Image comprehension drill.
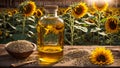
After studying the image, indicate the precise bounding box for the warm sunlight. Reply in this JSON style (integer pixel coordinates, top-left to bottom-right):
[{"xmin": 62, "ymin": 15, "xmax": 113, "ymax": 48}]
[{"xmin": 86, "ymin": 0, "xmax": 117, "ymax": 7}]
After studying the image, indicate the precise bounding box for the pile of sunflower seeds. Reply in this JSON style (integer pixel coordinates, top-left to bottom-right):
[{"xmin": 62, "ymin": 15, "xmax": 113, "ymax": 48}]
[
  {"xmin": 73, "ymin": 54, "xmax": 95, "ymax": 66},
  {"xmin": 57, "ymin": 49, "xmax": 95, "ymax": 66},
  {"xmin": 6, "ymin": 40, "xmax": 34, "ymax": 53}
]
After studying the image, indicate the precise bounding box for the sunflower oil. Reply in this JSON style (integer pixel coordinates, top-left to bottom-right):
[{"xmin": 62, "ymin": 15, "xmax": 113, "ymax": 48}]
[
  {"xmin": 38, "ymin": 45, "xmax": 63, "ymax": 65},
  {"xmin": 37, "ymin": 5, "xmax": 64, "ymax": 65}
]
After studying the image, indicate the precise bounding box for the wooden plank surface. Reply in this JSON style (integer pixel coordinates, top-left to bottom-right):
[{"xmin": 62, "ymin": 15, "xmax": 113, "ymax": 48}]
[{"xmin": 0, "ymin": 44, "xmax": 120, "ymax": 67}]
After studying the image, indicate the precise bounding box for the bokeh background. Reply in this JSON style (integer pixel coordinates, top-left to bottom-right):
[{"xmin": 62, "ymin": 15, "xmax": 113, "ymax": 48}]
[{"xmin": 0, "ymin": 0, "xmax": 120, "ymax": 45}]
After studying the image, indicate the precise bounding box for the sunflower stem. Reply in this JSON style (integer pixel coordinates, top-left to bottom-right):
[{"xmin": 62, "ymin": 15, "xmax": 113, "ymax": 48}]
[
  {"xmin": 3, "ymin": 14, "xmax": 7, "ymax": 39},
  {"xmin": 70, "ymin": 15, "xmax": 74, "ymax": 46},
  {"xmin": 22, "ymin": 17, "xmax": 26, "ymax": 35},
  {"xmin": 98, "ymin": 11, "xmax": 101, "ymax": 27},
  {"xmin": 97, "ymin": 11, "xmax": 102, "ymax": 45},
  {"xmin": 110, "ymin": 34, "xmax": 112, "ymax": 46}
]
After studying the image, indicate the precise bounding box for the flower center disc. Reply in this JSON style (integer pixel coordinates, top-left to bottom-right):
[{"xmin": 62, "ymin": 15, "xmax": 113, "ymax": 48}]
[
  {"xmin": 97, "ymin": 55, "xmax": 106, "ymax": 62},
  {"xmin": 109, "ymin": 20, "xmax": 117, "ymax": 30},
  {"xmin": 74, "ymin": 6, "xmax": 83, "ymax": 15}
]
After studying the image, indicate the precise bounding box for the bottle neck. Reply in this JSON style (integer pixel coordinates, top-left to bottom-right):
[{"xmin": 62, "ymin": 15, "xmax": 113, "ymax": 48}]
[{"xmin": 45, "ymin": 11, "xmax": 58, "ymax": 17}]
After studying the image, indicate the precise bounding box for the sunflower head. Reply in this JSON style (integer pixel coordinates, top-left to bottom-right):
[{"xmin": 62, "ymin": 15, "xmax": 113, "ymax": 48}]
[
  {"xmin": 93, "ymin": 0, "xmax": 108, "ymax": 12},
  {"xmin": 53, "ymin": 22, "xmax": 64, "ymax": 34},
  {"xmin": 104, "ymin": 9, "xmax": 113, "ymax": 17},
  {"xmin": 44, "ymin": 22, "xmax": 64, "ymax": 35},
  {"xmin": 57, "ymin": 8, "xmax": 66, "ymax": 15},
  {"xmin": 19, "ymin": 1, "xmax": 36, "ymax": 17},
  {"xmin": 44, "ymin": 25, "xmax": 53, "ymax": 35},
  {"xmin": 90, "ymin": 47, "xmax": 114, "ymax": 65},
  {"xmin": 115, "ymin": 10, "xmax": 120, "ymax": 16},
  {"xmin": 64, "ymin": 7, "xmax": 71, "ymax": 14},
  {"xmin": 12, "ymin": 9, "xmax": 18, "ymax": 14},
  {"xmin": 88, "ymin": 8, "xmax": 95, "ymax": 15},
  {"xmin": 34, "ymin": 9, "xmax": 43, "ymax": 18},
  {"xmin": 105, "ymin": 17, "xmax": 119, "ymax": 34},
  {"xmin": 8, "ymin": 11, "xmax": 12, "ymax": 16},
  {"xmin": 71, "ymin": 2, "xmax": 88, "ymax": 18}
]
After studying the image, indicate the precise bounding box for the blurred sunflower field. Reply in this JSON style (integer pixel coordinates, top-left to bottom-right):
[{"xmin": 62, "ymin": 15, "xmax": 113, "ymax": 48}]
[{"xmin": 0, "ymin": 0, "xmax": 120, "ymax": 45}]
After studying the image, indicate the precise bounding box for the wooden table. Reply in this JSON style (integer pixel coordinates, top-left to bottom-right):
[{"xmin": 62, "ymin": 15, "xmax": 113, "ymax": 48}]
[{"xmin": 0, "ymin": 44, "xmax": 120, "ymax": 68}]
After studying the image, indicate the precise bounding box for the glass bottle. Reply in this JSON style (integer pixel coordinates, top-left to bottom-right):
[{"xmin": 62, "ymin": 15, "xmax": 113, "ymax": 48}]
[{"xmin": 37, "ymin": 5, "xmax": 64, "ymax": 65}]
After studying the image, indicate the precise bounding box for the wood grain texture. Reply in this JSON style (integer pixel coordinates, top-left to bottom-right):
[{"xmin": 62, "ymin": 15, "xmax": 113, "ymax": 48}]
[{"xmin": 0, "ymin": 44, "xmax": 120, "ymax": 67}]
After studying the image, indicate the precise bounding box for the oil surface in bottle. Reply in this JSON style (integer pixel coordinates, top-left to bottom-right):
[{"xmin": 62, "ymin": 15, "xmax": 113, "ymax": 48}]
[{"xmin": 38, "ymin": 45, "xmax": 63, "ymax": 65}]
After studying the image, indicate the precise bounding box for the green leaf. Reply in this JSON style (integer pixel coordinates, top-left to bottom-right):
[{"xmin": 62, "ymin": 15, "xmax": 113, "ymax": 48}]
[
  {"xmin": 12, "ymin": 34, "xmax": 26, "ymax": 40},
  {"xmin": 65, "ymin": 22, "xmax": 71, "ymax": 27},
  {"xmin": 74, "ymin": 37, "xmax": 81, "ymax": 40},
  {"xmin": 74, "ymin": 25, "xmax": 88, "ymax": 32},
  {"xmin": 27, "ymin": 34, "xmax": 32, "ymax": 37},
  {"xmin": 30, "ymin": 16, "xmax": 35, "ymax": 19},
  {"xmin": 8, "ymin": 23, "xmax": 16, "ymax": 30},
  {"xmin": 16, "ymin": 26, "xmax": 23, "ymax": 32},
  {"xmin": 16, "ymin": 18, "xmax": 23, "ymax": 23},
  {"xmin": 90, "ymin": 27, "xmax": 101, "ymax": 32},
  {"xmin": 98, "ymin": 32, "xmax": 107, "ymax": 36},
  {"xmin": 27, "ymin": 17, "xmax": 35, "ymax": 22},
  {"xmin": 75, "ymin": 20, "xmax": 84, "ymax": 25},
  {"xmin": 65, "ymin": 37, "xmax": 71, "ymax": 45},
  {"xmin": 0, "ymin": 19, "xmax": 3, "ymax": 21},
  {"xmin": 84, "ymin": 21, "xmax": 95, "ymax": 25},
  {"xmin": 28, "ymin": 31, "xmax": 34, "ymax": 35},
  {"xmin": 100, "ymin": 18, "xmax": 107, "ymax": 23},
  {"xmin": 28, "ymin": 25, "xmax": 36, "ymax": 28},
  {"xmin": 0, "ymin": 38, "xmax": 12, "ymax": 43}
]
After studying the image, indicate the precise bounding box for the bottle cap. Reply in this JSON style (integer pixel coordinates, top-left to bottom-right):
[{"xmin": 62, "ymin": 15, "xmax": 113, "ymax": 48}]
[{"xmin": 44, "ymin": 5, "xmax": 58, "ymax": 13}]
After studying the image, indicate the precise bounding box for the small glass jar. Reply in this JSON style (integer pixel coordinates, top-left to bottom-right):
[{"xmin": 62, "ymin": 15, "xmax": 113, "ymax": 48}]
[{"xmin": 37, "ymin": 5, "xmax": 64, "ymax": 65}]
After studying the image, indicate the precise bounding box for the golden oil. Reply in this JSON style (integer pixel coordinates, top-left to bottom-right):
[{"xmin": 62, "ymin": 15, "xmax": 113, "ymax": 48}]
[
  {"xmin": 38, "ymin": 45, "xmax": 63, "ymax": 65},
  {"xmin": 37, "ymin": 5, "xmax": 64, "ymax": 65}
]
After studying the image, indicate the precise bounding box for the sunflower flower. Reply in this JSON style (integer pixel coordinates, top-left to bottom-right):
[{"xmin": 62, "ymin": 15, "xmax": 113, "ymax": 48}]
[
  {"xmin": 19, "ymin": 1, "xmax": 36, "ymax": 17},
  {"xmin": 90, "ymin": 47, "xmax": 114, "ymax": 65},
  {"xmin": 64, "ymin": 7, "xmax": 71, "ymax": 14},
  {"xmin": 53, "ymin": 22, "xmax": 64, "ymax": 34},
  {"xmin": 44, "ymin": 23, "xmax": 64, "ymax": 35},
  {"xmin": 104, "ymin": 9, "xmax": 113, "ymax": 17},
  {"xmin": 93, "ymin": 0, "xmax": 108, "ymax": 12},
  {"xmin": 71, "ymin": 2, "xmax": 88, "ymax": 18},
  {"xmin": 57, "ymin": 8, "xmax": 65, "ymax": 15},
  {"xmin": 8, "ymin": 11, "xmax": 12, "ymax": 16},
  {"xmin": 44, "ymin": 25, "xmax": 53, "ymax": 35},
  {"xmin": 12, "ymin": 9, "xmax": 18, "ymax": 14},
  {"xmin": 105, "ymin": 17, "xmax": 119, "ymax": 34},
  {"xmin": 34, "ymin": 9, "xmax": 43, "ymax": 18}
]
